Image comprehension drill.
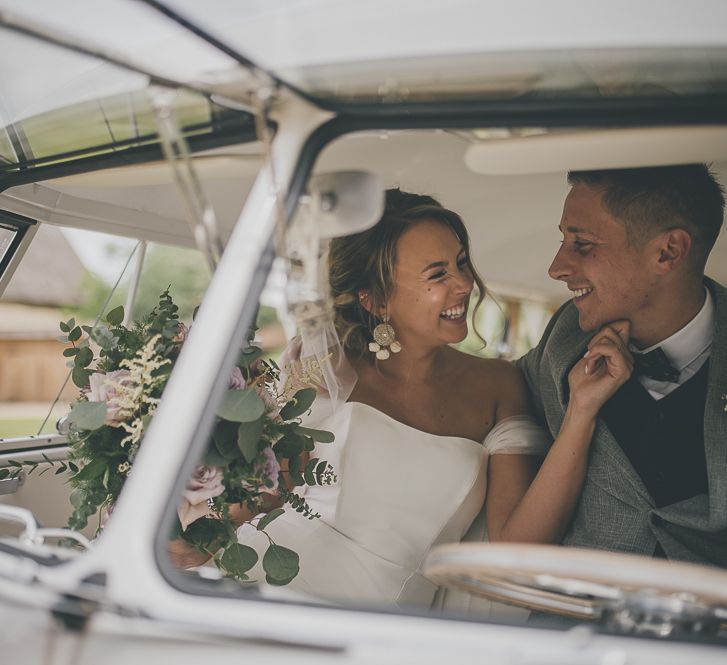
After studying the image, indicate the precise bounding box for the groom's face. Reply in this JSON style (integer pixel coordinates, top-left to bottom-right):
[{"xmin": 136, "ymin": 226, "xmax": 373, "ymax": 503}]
[{"xmin": 548, "ymin": 183, "xmax": 654, "ymax": 333}]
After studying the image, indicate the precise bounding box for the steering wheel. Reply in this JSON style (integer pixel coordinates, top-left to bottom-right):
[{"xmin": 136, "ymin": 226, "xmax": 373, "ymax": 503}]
[{"xmin": 423, "ymin": 543, "xmax": 727, "ymax": 637}]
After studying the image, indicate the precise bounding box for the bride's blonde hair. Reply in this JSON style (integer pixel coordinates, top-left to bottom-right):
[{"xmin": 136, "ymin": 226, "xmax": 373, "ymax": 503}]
[{"xmin": 328, "ymin": 188, "xmax": 486, "ymax": 357}]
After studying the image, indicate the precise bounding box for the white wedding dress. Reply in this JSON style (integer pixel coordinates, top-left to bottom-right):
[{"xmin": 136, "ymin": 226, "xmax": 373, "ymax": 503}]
[{"xmin": 238, "ymin": 398, "xmax": 549, "ymax": 608}]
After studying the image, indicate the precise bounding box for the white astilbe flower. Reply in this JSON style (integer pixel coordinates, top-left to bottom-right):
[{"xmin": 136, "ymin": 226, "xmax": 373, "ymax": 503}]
[{"xmin": 112, "ymin": 334, "xmax": 171, "ymax": 448}]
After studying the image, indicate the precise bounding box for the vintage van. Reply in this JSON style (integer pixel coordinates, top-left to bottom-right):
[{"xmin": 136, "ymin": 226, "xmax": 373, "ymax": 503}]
[{"xmin": 1, "ymin": 1, "xmax": 727, "ymax": 662}]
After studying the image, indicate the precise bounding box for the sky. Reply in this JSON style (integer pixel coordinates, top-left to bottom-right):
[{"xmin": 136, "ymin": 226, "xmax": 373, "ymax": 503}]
[{"xmin": 62, "ymin": 228, "xmax": 138, "ymax": 284}]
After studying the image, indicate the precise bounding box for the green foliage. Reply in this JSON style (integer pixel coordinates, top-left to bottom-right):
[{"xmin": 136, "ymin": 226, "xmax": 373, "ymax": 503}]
[
  {"xmin": 279, "ymin": 388, "xmax": 316, "ymax": 420},
  {"xmin": 256, "ymin": 507, "xmax": 285, "ymax": 531},
  {"xmin": 19, "ymin": 290, "xmax": 333, "ymax": 588},
  {"xmin": 219, "ymin": 543, "xmax": 258, "ymax": 580},
  {"xmin": 262, "ymin": 544, "xmax": 299, "ymax": 586},
  {"xmin": 66, "ymin": 402, "xmax": 107, "ymax": 431},
  {"xmin": 66, "ymin": 244, "xmax": 210, "ymax": 324},
  {"xmin": 237, "ymin": 418, "xmax": 264, "ymax": 462},
  {"xmin": 292, "ymin": 424, "xmax": 335, "ymax": 444},
  {"xmin": 217, "ymin": 389, "xmax": 265, "ymax": 423}
]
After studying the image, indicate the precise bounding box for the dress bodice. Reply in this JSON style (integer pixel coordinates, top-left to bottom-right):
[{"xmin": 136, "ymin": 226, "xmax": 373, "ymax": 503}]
[
  {"xmin": 238, "ymin": 398, "xmax": 548, "ymax": 608},
  {"xmin": 311, "ymin": 401, "xmax": 488, "ymax": 575}
]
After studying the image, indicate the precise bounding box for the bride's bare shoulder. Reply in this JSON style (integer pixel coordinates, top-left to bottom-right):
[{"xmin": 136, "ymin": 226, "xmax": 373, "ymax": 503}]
[
  {"xmin": 447, "ymin": 349, "xmax": 526, "ymax": 407},
  {"xmin": 447, "ymin": 348, "xmax": 518, "ymax": 381}
]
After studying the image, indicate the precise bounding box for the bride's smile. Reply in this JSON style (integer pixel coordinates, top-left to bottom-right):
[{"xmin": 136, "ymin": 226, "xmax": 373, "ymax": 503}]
[{"xmin": 386, "ymin": 219, "xmax": 475, "ymax": 348}]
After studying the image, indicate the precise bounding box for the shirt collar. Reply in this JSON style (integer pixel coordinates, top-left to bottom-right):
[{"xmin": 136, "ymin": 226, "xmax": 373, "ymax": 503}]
[{"xmin": 634, "ymin": 287, "xmax": 714, "ymax": 370}]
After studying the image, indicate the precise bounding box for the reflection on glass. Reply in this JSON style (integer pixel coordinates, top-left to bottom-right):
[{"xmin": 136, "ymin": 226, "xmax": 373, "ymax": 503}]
[{"xmin": 0, "ymin": 226, "xmax": 17, "ymax": 265}]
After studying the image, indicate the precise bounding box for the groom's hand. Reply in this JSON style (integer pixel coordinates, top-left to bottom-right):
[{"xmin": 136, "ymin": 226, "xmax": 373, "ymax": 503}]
[
  {"xmin": 567, "ymin": 320, "xmax": 634, "ymax": 419},
  {"xmin": 584, "ymin": 320, "xmax": 631, "ymax": 376}
]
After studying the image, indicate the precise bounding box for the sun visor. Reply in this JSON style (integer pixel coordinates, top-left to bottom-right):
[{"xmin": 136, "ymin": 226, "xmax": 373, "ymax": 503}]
[{"xmin": 464, "ymin": 125, "xmax": 727, "ymax": 175}]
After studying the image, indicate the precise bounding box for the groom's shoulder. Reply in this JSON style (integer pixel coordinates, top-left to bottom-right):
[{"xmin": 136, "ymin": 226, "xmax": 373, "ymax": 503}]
[
  {"xmin": 515, "ymin": 299, "xmax": 580, "ymax": 384},
  {"xmin": 533, "ymin": 299, "xmax": 580, "ymax": 352},
  {"xmin": 547, "ymin": 299, "xmax": 577, "ymax": 331}
]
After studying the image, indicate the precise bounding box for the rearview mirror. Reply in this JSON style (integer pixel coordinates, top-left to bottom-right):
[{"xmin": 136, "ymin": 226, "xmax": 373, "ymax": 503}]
[
  {"xmin": 301, "ymin": 170, "xmax": 385, "ymax": 238},
  {"xmin": 284, "ymin": 170, "xmax": 384, "ymax": 325}
]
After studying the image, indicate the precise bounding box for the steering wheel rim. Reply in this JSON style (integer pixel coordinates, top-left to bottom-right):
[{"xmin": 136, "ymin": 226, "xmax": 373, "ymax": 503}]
[{"xmin": 423, "ymin": 543, "xmax": 727, "ymax": 628}]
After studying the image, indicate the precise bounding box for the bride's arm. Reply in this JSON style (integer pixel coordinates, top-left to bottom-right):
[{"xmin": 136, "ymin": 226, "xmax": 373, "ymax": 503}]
[{"xmin": 486, "ymin": 322, "xmax": 633, "ymax": 543}]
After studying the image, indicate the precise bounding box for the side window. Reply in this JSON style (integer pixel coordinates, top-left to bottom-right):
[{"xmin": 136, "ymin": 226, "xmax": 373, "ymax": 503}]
[{"xmin": 0, "ymin": 226, "xmax": 217, "ymax": 439}]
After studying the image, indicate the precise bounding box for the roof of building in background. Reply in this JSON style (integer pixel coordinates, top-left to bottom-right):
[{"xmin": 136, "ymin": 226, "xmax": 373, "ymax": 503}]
[{"xmin": 2, "ymin": 224, "xmax": 86, "ymax": 307}]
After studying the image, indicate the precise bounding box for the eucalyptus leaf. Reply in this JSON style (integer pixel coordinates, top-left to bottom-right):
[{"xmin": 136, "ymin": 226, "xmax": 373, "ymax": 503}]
[
  {"xmin": 238, "ymin": 346, "xmax": 262, "ymax": 368},
  {"xmin": 292, "ymin": 425, "xmax": 335, "ymax": 443},
  {"xmin": 67, "ymin": 401, "xmax": 107, "ymax": 430},
  {"xmin": 72, "ymin": 457, "xmax": 107, "ymax": 482},
  {"xmin": 75, "ymin": 346, "xmax": 93, "ymax": 368},
  {"xmin": 217, "ymin": 389, "xmax": 265, "ymax": 423},
  {"xmin": 279, "ymin": 388, "xmax": 316, "ymax": 420},
  {"xmin": 106, "ymin": 305, "xmax": 124, "ymax": 326},
  {"xmin": 212, "ymin": 420, "xmax": 240, "ymax": 460},
  {"xmin": 303, "ymin": 458, "xmax": 317, "ymax": 486},
  {"xmin": 70, "ymin": 487, "xmax": 88, "ymax": 508},
  {"xmin": 68, "ymin": 327, "xmax": 82, "ymax": 342},
  {"xmin": 267, "ymin": 572, "xmax": 298, "ymax": 586},
  {"xmin": 263, "ymin": 544, "xmax": 299, "ymax": 585},
  {"xmin": 169, "ymin": 515, "xmax": 183, "ymax": 540},
  {"xmin": 90, "ymin": 325, "xmax": 118, "ymax": 351},
  {"xmin": 287, "ymin": 455, "xmax": 304, "ymax": 486},
  {"xmin": 71, "ymin": 366, "xmax": 91, "ymax": 389},
  {"xmin": 237, "ymin": 418, "xmax": 264, "ymax": 462},
  {"xmin": 273, "ymin": 433, "xmax": 305, "ymax": 459},
  {"xmin": 220, "ymin": 543, "xmax": 259, "ymax": 577},
  {"xmin": 62, "ymin": 347, "xmax": 79, "ymax": 357},
  {"xmin": 256, "ymin": 507, "xmax": 285, "ymax": 531},
  {"xmin": 182, "ymin": 517, "xmax": 226, "ymax": 551},
  {"xmin": 59, "ymin": 321, "xmax": 70, "ymax": 333},
  {"xmin": 203, "ymin": 444, "xmax": 230, "ymax": 467}
]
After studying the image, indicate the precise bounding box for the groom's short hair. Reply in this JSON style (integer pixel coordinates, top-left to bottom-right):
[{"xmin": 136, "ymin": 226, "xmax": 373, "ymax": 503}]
[{"xmin": 567, "ymin": 164, "xmax": 725, "ymax": 270}]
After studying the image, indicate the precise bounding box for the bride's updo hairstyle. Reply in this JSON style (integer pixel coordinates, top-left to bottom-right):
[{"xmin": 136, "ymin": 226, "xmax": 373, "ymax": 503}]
[{"xmin": 328, "ymin": 188, "xmax": 486, "ymax": 356}]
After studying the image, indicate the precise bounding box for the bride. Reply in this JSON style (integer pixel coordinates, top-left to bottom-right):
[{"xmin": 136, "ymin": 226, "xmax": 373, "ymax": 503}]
[{"xmin": 175, "ymin": 188, "xmax": 632, "ymax": 608}]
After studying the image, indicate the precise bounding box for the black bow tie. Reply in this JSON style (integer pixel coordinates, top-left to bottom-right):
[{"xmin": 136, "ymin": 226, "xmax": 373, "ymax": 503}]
[{"xmin": 633, "ymin": 347, "xmax": 681, "ymax": 383}]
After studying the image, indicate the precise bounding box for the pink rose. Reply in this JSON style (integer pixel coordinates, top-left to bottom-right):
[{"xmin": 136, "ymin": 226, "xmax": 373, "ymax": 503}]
[
  {"xmin": 242, "ymin": 447, "xmax": 280, "ymax": 495},
  {"xmin": 87, "ymin": 370, "xmax": 134, "ymax": 427},
  {"xmin": 177, "ymin": 465, "xmax": 225, "ymax": 530},
  {"xmin": 228, "ymin": 366, "xmax": 246, "ymax": 390},
  {"xmin": 184, "ymin": 465, "xmax": 225, "ymax": 505}
]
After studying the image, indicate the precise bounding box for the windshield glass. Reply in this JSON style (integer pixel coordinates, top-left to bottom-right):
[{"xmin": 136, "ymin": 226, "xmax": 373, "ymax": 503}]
[
  {"xmin": 146, "ymin": 0, "xmax": 727, "ymax": 104},
  {"xmin": 0, "ymin": 12, "xmax": 254, "ymax": 184}
]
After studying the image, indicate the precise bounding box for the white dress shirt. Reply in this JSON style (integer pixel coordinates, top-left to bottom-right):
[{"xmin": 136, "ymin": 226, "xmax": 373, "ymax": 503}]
[{"xmin": 631, "ymin": 288, "xmax": 714, "ymax": 400}]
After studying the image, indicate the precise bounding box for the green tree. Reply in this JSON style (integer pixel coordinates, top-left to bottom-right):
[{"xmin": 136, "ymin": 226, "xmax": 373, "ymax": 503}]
[
  {"xmin": 69, "ymin": 244, "xmax": 211, "ymax": 323},
  {"xmin": 131, "ymin": 245, "xmax": 210, "ymax": 321}
]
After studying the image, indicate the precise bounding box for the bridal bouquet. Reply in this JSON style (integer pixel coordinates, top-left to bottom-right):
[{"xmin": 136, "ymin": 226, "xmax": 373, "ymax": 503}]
[{"xmin": 34, "ymin": 291, "xmax": 334, "ymax": 584}]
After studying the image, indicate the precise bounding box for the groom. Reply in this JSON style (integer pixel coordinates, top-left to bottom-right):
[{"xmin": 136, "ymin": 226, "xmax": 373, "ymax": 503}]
[{"xmin": 518, "ymin": 164, "xmax": 727, "ymax": 566}]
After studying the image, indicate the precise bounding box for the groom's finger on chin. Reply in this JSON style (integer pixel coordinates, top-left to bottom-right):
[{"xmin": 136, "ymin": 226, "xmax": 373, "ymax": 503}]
[
  {"xmin": 588, "ymin": 327, "xmax": 628, "ymax": 357},
  {"xmin": 607, "ymin": 319, "xmax": 631, "ymax": 344},
  {"xmin": 589, "ymin": 335, "xmax": 632, "ymax": 373}
]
